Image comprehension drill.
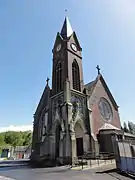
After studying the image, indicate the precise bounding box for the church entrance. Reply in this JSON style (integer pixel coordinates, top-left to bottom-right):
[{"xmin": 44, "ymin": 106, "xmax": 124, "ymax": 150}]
[
  {"xmin": 76, "ymin": 137, "xmax": 83, "ymax": 157},
  {"xmin": 55, "ymin": 124, "xmax": 62, "ymax": 158},
  {"xmin": 74, "ymin": 122, "xmax": 85, "ymax": 157}
]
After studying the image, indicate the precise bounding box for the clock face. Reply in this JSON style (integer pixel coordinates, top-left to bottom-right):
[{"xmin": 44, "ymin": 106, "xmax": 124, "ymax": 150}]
[
  {"xmin": 71, "ymin": 43, "xmax": 77, "ymax": 52},
  {"xmin": 56, "ymin": 44, "xmax": 61, "ymax": 52},
  {"xmin": 98, "ymin": 97, "xmax": 113, "ymax": 121}
]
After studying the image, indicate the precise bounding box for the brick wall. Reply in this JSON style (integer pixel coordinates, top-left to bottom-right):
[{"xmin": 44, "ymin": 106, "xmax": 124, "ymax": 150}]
[{"xmin": 88, "ymin": 79, "xmax": 121, "ymax": 137}]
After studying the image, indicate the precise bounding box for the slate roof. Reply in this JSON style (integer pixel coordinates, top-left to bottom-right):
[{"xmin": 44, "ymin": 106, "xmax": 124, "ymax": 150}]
[
  {"xmin": 14, "ymin": 146, "xmax": 28, "ymax": 152},
  {"xmin": 34, "ymin": 83, "xmax": 51, "ymax": 117},
  {"xmin": 84, "ymin": 80, "xmax": 96, "ymax": 96},
  {"xmin": 124, "ymin": 132, "xmax": 135, "ymax": 138},
  {"xmin": 85, "ymin": 80, "xmax": 96, "ymax": 89},
  {"xmin": 99, "ymin": 123, "xmax": 121, "ymax": 131},
  {"xmin": 61, "ymin": 17, "xmax": 73, "ymax": 39}
]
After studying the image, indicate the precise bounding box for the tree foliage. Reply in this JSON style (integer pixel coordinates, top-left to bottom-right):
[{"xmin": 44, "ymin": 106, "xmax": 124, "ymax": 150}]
[
  {"xmin": 123, "ymin": 122, "xmax": 129, "ymax": 133},
  {"xmin": 128, "ymin": 121, "xmax": 135, "ymax": 135},
  {"xmin": 0, "ymin": 131, "xmax": 32, "ymax": 147},
  {"xmin": 123, "ymin": 121, "xmax": 135, "ymax": 135},
  {"xmin": 22, "ymin": 132, "xmax": 32, "ymax": 146},
  {"xmin": 0, "ymin": 133, "xmax": 5, "ymax": 146}
]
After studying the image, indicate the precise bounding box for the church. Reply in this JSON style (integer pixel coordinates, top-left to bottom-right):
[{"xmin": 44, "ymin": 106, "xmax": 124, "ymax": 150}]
[{"xmin": 31, "ymin": 17, "xmax": 122, "ymax": 166}]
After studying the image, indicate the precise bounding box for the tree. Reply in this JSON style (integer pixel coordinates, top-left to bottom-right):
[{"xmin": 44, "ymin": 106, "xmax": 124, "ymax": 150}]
[
  {"xmin": 123, "ymin": 122, "xmax": 129, "ymax": 133},
  {"xmin": 128, "ymin": 121, "xmax": 134, "ymax": 134},
  {"xmin": 0, "ymin": 133, "xmax": 5, "ymax": 145},
  {"xmin": 23, "ymin": 132, "xmax": 32, "ymax": 146},
  {"xmin": 0, "ymin": 131, "xmax": 32, "ymax": 148},
  {"xmin": 128, "ymin": 121, "xmax": 135, "ymax": 135},
  {"xmin": 4, "ymin": 131, "xmax": 21, "ymax": 147}
]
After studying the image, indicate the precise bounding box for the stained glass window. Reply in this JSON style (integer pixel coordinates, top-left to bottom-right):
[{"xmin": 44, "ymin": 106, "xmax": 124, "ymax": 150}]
[{"xmin": 98, "ymin": 97, "xmax": 113, "ymax": 121}]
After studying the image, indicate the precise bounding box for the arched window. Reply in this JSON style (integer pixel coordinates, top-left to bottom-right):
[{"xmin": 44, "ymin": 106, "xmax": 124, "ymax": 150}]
[
  {"xmin": 98, "ymin": 97, "xmax": 113, "ymax": 121},
  {"xmin": 72, "ymin": 60, "xmax": 81, "ymax": 91},
  {"xmin": 41, "ymin": 112, "xmax": 48, "ymax": 142},
  {"xmin": 55, "ymin": 124, "xmax": 62, "ymax": 157},
  {"xmin": 56, "ymin": 62, "xmax": 62, "ymax": 93}
]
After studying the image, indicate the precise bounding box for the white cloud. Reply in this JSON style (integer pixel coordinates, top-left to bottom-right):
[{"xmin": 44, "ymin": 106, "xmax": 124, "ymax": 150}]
[
  {"xmin": 0, "ymin": 125, "xmax": 33, "ymax": 133},
  {"xmin": 107, "ymin": 0, "xmax": 135, "ymax": 17}
]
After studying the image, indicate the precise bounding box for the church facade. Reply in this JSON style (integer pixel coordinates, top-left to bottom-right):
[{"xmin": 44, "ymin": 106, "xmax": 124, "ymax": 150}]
[{"xmin": 31, "ymin": 17, "xmax": 122, "ymax": 165}]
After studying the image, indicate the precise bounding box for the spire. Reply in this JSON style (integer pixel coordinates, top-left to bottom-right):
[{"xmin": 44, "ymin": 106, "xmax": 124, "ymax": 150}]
[{"xmin": 61, "ymin": 16, "xmax": 73, "ymax": 39}]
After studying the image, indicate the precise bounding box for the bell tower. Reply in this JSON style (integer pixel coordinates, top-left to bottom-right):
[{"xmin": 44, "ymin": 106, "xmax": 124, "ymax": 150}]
[{"xmin": 52, "ymin": 17, "xmax": 84, "ymax": 95}]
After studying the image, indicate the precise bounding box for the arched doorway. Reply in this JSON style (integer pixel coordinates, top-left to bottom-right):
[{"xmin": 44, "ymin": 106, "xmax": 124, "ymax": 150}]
[
  {"xmin": 55, "ymin": 124, "xmax": 62, "ymax": 158},
  {"xmin": 74, "ymin": 123, "xmax": 84, "ymax": 157}
]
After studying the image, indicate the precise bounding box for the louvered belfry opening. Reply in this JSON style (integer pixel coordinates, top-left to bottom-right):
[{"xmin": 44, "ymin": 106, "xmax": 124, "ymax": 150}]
[
  {"xmin": 56, "ymin": 62, "xmax": 62, "ymax": 93},
  {"xmin": 72, "ymin": 60, "xmax": 81, "ymax": 91}
]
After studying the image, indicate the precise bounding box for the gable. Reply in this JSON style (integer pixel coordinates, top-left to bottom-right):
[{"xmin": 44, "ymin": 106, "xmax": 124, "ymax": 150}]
[
  {"xmin": 86, "ymin": 75, "xmax": 121, "ymax": 135},
  {"xmin": 67, "ymin": 32, "xmax": 82, "ymax": 57},
  {"xmin": 72, "ymin": 32, "xmax": 82, "ymax": 50},
  {"xmin": 85, "ymin": 74, "xmax": 118, "ymax": 111},
  {"xmin": 99, "ymin": 75, "xmax": 118, "ymax": 110},
  {"xmin": 52, "ymin": 32, "xmax": 63, "ymax": 52}
]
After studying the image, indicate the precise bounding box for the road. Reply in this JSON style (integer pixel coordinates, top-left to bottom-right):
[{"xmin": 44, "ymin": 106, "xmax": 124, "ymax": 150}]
[{"xmin": 0, "ymin": 163, "xmax": 133, "ymax": 180}]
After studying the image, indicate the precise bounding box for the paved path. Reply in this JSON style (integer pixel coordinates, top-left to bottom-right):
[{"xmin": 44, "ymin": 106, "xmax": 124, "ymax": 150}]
[{"xmin": 0, "ymin": 163, "xmax": 133, "ymax": 180}]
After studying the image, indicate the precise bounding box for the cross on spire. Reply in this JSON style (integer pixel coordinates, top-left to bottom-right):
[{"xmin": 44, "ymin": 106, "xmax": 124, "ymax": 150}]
[
  {"xmin": 96, "ymin": 65, "xmax": 100, "ymax": 75},
  {"xmin": 65, "ymin": 9, "xmax": 67, "ymax": 14},
  {"xmin": 46, "ymin": 77, "xmax": 50, "ymax": 86}
]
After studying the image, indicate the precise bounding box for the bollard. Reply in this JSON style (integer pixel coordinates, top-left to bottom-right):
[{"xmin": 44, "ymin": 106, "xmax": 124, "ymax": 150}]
[
  {"xmin": 82, "ymin": 156, "xmax": 83, "ymax": 169},
  {"xmin": 97, "ymin": 158, "xmax": 99, "ymax": 166},
  {"xmin": 90, "ymin": 159, "xmax": 91, "ymax": 167}
]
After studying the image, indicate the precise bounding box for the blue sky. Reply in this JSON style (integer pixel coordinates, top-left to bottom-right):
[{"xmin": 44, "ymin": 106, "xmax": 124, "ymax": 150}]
[{"xmin": 0, "ymin": 0, "xmax": 135, "ymax": 130}]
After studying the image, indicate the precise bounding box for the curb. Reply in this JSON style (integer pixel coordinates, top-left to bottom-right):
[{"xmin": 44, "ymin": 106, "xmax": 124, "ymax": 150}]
[
  {"xmin": 0, "ymin": 164, "xmax": 29, "ymax": 169},
  {"xmin": 0, "ymin": 164, "xmax": 70, "ymax": 172},
  {"xmin": 118, "ymin": 170, "xmax": 135, "ymax": 179}
]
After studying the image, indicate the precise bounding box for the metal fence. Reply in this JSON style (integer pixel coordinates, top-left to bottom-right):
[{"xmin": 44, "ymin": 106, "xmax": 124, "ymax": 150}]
[
  {"xmin": 71, "ymin": 152, "xmax": 115, "ymax": 169},
  {"xmin": 113, "ymin": 139, "xmax": 135, "ymax": 175}
]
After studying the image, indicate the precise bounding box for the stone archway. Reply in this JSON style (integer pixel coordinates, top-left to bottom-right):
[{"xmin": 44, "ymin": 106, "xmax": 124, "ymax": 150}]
[
  {"xmin": 50, "ymin": 118, "xmax": 66, "ymax": 162},
  {"xmin": 74, "ymin": 123, "xmax": 84, "ymax": 157},
  {"xmin": 71, "ymin": 119, "xmax": 90, "ymax": 158},
  {"xmin": 55, "ymin": 124, "xmax": 62, "ymax": 158}
]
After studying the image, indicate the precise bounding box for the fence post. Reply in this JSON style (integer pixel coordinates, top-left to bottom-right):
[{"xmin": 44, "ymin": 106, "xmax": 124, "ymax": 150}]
[
  {"xmin": 71, "ymin": 158, "xmax": 72, "ymax": 168},
  {"xmin": 123, "ymin": 141, "xmax": 128, "ymax": 172},
  {"xmin": 90, "ymin": 159, "xmax": 91, "ymax": 167},
  {"xmin": 82, "ymin": 156, "xmax": 83, "ymax": 169},
  {"xmin": 97, "ymin": 158, "xmax": 99, "ymax": 166}
]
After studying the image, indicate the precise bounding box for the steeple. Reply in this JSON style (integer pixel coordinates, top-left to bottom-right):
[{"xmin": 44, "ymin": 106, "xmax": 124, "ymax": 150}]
[
  {"xmin": 60, "ymin": 17, "xmax": 73, "ymax": 39},
  {"xmin": 52, "ymin": 16, "xmax": 84, "ymax": 95}
]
